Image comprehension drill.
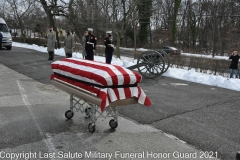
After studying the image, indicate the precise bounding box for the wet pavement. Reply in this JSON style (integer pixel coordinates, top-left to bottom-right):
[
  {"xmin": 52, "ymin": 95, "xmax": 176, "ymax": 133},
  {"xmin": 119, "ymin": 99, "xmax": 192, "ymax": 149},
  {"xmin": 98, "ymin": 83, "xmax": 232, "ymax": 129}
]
[{"xmin": 0, "ymin": 62, "xmax": 220, "ymax": 160}]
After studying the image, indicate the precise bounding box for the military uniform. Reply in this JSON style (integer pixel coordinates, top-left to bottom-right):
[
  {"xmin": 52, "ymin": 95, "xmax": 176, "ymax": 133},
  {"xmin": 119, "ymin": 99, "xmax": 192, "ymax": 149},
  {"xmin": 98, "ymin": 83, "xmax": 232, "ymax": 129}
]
[
  {"xmin": 0, "ymin": 32, "xmax": 2, "ymax": 51},
  {"xmin": 104, "ymin": 31, "xmax": 114, "ymax": 64},
  {"xmin": 64, "ymin": 32, "xmax": 75, "ymax": 58},
  {"xmin": 85, "ymin": 28, "xmax": 97, "ymax": 60},
  {"xmin": 47, "ymin": 27, "xmax": 56, "ymax": 60},
  {"xmin": 82, "ymin": 31, "xmax": 88, "ymax": 59}
]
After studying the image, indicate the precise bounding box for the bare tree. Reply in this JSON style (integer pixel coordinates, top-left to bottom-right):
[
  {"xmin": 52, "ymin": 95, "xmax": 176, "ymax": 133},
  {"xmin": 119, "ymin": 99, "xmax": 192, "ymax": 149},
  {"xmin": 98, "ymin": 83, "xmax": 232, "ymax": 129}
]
[
  {"xmin": 98, "ymin": 0, "xmax": 137, "ymax": 58},
  {"xmin": 38, "ymin": 0, "xmax": 69, "ymax": 48},
  {"xmin": 5, "ymin": 0, "xmax": 35, "ymax": 42},
  {"xmin": 2, "ymin": 0, "xmax": 240, "ymax": 55}
]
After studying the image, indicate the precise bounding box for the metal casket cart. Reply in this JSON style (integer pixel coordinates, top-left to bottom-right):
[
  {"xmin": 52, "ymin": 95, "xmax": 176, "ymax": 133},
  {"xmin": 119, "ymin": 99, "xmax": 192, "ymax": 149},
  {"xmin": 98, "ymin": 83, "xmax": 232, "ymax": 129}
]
[{"xmin": 51, "ymin": 57, "xmax": 151, "ymax": 133}]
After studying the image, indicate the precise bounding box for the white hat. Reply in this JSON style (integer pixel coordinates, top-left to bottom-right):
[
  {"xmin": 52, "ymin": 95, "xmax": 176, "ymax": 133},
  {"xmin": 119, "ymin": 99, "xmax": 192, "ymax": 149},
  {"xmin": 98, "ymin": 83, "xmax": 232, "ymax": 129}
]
[
  {"xmin": 106, "ymin": 31, "xmax": 112, "ymax": 34},
  {"xmin": 88, "ymin": 28, "xmax": 93, "ymax": 32}
]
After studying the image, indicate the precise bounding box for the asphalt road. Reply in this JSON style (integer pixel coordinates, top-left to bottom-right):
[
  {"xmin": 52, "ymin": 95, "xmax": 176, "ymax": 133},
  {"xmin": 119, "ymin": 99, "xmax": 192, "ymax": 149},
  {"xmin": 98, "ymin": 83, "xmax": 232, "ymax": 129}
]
[{"xmin": 0, "ymin": 46, "xmax": 239, "ymax": 160}]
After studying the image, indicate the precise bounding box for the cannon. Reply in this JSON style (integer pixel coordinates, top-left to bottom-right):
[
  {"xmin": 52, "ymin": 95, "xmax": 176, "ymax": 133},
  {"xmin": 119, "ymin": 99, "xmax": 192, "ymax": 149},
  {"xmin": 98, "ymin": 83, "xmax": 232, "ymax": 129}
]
[{"xmin": 127, "ymin": 50, "xmax": 170, "ymax": 79}]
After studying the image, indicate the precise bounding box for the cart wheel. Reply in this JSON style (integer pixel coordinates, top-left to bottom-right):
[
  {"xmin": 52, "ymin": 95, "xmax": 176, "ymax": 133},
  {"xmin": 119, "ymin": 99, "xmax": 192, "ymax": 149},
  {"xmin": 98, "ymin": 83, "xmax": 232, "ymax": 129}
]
[
  {"xmin": 85, "ymin": 107, "xmax": 91, "ymax": 118},
  {"xmin": 109, "ymin": 119, "xmax": 118, "ymax": 129},
  {"xmin": 65, "ymin": 110, "xmax": 74, "ymax": 119},
  {"xmin": 156, "ymin": 50, "xmax": 170, "ymax": 73},
  {"xmin": 137, "ymin": 51, "xmax": 165, "ymax": 79},
  {"xmin": 88, "ymin": 123, "xmax": 95, "ymax": 133}
]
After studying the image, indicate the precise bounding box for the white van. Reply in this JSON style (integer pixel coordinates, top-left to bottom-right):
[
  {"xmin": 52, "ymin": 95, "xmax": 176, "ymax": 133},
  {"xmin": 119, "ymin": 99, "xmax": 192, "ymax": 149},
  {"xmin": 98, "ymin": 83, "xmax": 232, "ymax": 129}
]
[{"xmin": 0, "ymin": 18, "xmax": 12, "ymax": 50}]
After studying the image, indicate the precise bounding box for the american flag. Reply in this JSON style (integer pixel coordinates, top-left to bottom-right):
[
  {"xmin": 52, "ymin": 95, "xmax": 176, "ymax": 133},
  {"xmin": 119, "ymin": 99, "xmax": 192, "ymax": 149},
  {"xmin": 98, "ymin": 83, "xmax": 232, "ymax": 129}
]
[{"xmin": 51, "ymin": 58, "xmax": 151, "ymax": 111}]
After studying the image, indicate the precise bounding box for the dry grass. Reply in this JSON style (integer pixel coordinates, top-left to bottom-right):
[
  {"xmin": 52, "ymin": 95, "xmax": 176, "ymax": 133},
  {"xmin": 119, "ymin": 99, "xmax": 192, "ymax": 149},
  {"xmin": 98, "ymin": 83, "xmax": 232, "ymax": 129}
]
[{"xmin": 169, "ymin": 55, "xmax": 232, "ymax": 77}]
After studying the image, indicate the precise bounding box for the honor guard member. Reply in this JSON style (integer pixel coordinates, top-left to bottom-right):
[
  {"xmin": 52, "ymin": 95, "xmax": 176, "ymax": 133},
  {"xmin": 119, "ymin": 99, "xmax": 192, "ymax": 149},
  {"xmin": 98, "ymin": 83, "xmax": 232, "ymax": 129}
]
[
  {"xmin": 0, "ymin": 32, "xmax": 2, "ymax": 51},
  {"xmin": 104, "ymin": 31, "xmax": 114, "ymax": 64},
  {"xmin": 82, "ymin": 31, "xmax": 88, "ymax": 59},
  {"xmin": 47, "ymin": 26, "xmax": 56, "ymax": 60},
  {"xmin": 85, "ymin": 28, "xmax": 97, "ymax": 60},
  {"xmin": 64, "ymin": 29, "xmax": 75, "ymax": 58}
]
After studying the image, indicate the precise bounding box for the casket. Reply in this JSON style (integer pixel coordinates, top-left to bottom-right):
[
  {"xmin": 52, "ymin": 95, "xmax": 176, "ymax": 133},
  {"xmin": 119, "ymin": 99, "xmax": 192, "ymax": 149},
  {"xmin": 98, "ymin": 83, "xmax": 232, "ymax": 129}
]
[{"xmin": 51, "ymin": 58, "xmax": 151, "ymax": 111}]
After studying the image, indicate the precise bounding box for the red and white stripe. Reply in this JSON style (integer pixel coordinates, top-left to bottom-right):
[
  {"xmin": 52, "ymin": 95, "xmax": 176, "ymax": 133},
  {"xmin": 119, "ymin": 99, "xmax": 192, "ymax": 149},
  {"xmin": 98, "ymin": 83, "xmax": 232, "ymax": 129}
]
[
  {"xmin": 51, "ymin": 58, "xmax": 141, "ymax": 86},
  {"xmin": 51, "ymin": 58, "xmax": 151, "ymax": 111}
]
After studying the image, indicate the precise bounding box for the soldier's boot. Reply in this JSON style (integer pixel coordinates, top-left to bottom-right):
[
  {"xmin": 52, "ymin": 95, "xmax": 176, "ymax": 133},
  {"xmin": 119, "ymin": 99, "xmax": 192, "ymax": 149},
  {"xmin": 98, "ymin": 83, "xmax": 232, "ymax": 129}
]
[
  {"xmin": 48, "ymin": 52, "xmax": 51, "ymax": 60},
  {"xmin": 50, "ymin": 51, "xmax": 54, "ymax": 60}
]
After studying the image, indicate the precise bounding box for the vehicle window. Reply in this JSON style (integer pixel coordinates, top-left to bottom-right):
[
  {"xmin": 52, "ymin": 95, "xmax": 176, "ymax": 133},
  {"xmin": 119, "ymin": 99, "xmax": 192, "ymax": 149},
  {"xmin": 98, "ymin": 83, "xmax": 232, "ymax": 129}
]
[{"xmin": 0, "ymin": 24, "xmax": 8, "ymax": 32}]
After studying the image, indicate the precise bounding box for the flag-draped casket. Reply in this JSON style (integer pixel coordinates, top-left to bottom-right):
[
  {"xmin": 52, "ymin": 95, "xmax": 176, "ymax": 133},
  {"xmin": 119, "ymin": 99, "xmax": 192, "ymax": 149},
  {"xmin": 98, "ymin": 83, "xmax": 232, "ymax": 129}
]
[{"xmin": 51, "ymin": 58, "xmax": 151, "ymax": 111}]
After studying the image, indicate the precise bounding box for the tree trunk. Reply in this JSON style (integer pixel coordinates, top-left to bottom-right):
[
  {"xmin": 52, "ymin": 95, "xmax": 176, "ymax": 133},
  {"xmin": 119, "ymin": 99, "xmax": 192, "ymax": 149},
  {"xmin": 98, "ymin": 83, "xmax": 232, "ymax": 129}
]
[
  {"xmin": 115, "ymin": 32, "xmax": 121, "ymax": 58},
  {"xmin": 39, "ymin": 0, "xmax": 60, "ymax": 48},
  {"xmin": 171, "ymin": 0, "xmax": 181, "ymax": 45}
]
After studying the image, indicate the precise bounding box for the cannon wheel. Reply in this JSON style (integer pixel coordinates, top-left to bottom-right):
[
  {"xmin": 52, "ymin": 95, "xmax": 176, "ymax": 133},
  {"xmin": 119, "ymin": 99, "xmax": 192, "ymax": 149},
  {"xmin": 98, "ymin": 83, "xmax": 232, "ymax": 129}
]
[
  {"xmin": 137, "ymin": 51, "xmax": 165, "ymax": 79},
  {"xmin": 155, "ymin": 50, "xmax": 170, "ymax": 73}
]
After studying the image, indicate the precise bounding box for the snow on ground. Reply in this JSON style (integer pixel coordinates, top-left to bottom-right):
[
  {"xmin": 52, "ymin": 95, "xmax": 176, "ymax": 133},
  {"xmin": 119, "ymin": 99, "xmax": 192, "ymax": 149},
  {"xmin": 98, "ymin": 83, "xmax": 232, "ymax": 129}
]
[{"xmin": 12, "ymin": 42, "xmax": 240, "ymax": 92}]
